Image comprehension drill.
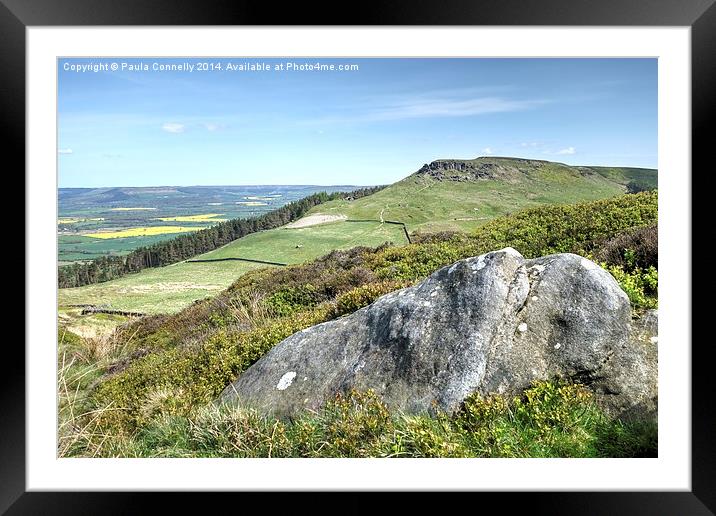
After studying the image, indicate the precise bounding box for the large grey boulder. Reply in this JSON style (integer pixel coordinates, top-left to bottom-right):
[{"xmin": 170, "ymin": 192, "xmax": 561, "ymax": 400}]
[
  {"xmin": 219, "ymin": 248, "xmax": 657, "ymax": 420},
  {"xmin": 596, "ymin": 309, "xmax": 658, "ymax": 420}
]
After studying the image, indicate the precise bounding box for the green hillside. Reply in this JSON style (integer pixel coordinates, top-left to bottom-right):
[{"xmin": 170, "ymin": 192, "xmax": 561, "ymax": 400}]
[
  {"xmin": 306, "ymin": 157, "xmax": 656, "ymax": 233},
  {"xmin": 58, "ymin": 220, "xmax": 408, "ymax": 314},
  {"xmin": 58, "ymin": 192, "xmax": 658, "ymax": 458},
  {"xmin": 58, "ymin": 157, "xmax": 656, "ymax": 315},
  {"xmin": 588, "ymin": 166, "xmax": 659, "ymax": 188},
  {"xmin": 196, "ymin": 220, "xmax": 408, "ymax": 263}
]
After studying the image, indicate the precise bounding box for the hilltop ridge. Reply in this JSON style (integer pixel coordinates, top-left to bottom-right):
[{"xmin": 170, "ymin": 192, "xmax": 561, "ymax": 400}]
[
  {"xmin": 415, "ymin": 156, "xmax": 566, "ymax": 182},
  {"xmin": 306, "ymin": 156, "xmax": 657, "ymax": 233}
]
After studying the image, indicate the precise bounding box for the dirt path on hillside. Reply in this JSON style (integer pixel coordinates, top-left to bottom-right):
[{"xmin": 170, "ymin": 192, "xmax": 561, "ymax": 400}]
[{"xmin": 285, "ymin": 214, "xmax": 347, "ymax": 228}]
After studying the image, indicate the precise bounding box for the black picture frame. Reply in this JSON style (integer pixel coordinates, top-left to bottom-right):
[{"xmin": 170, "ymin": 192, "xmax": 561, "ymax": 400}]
[{"xmin": 6, "ymin": 0, "xmax": 712, "ymax": 513}]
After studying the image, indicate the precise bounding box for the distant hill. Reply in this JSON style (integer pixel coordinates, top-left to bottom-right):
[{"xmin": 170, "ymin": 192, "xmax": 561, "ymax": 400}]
[
  {"xmin": 58, "ymin": 185, "xmax": 361, "ymax": 209},
  {"xmin": 306, "ymin": 157, "xmax": 657, "ymax": 233}
]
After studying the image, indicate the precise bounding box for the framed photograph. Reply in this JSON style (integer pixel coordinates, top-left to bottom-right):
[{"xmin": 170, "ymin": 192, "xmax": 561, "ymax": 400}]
[{"xmin": 7, "ymin": 0, "xmax": 712, "ymax": 512}]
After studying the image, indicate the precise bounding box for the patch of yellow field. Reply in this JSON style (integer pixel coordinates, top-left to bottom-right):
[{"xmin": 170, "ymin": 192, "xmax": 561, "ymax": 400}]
[
  {"xmin": 109, "ymin": 207, "xmax": 157, "ymax": 211},
  {"xmin": 236, "ymin": 201, "xmax": 268, "ymax": 206},
  {"xmin": 155, "ymin": 213, "xmax": 227, "ymax": 222},
  {"xmin": 85, "ymin": 226, "xmax": 204, "ymax": 239}
]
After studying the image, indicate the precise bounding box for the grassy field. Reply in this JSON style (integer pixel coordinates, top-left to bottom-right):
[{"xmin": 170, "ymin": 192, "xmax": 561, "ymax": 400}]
[
  {"xmin": 58, "ymin": 259, "xmax": 268, "ymax": 314},
  {"xmin": 59, "ymin": 220, "xmax": 408, "ymax": 313},
  {"xmin": 155, "ymin": 213, "xmax": 228, "ymax": 222},
  {"xmin": 306, "ymin": 159, "xmax": 644, "ymax": 233},
  {"xmin": 59, "ymin": 233, "xmax": 195, "ymax": 262},
  {"xmin": 109, "ymin": 207, "xmax": 157, "ymax": 211},
  {"xmin": 197, "ymin": 220, "xmax": 408, "ymax": 263},
  {"xmin": 58, "ymin": 308, "xmax": 130, "ymax": 340}
]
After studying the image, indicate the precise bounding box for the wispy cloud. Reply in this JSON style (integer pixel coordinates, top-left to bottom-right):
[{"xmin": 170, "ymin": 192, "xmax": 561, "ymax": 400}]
[
  {"xmin": 162, "ymin": 121, "xmax": 226, "ymax": 133},
  {"xmin": 483, "ymin": 147, "xmax": 493, "ymax": 155},
  {"xmin": 58, "ymin": 148, "xmax": 73, "ymax": 154},
  {"xmin": 556, "ymin": 146, "xmax": 576, "ymax": 155},
  {"xmin": 202, "ymin": 122, "xmax": 226, "ymax": 132},
  {"xmin": 309, "ymin": 91, "xmax": 549, "ymax": 125},
  {"xmin": 365, "ymin": 96, "xmax": 547, "ymax": 122},
  {"xmin": 161, "ymin": 122, "xmax": 185, "ymax": 133}
]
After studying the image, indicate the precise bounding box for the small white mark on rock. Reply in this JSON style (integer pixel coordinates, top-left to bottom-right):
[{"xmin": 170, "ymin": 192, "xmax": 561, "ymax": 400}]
[
  {"xmin": 531, "ymin": 296, "xmax": 539, "ymax": 301},
  {"xmin": 422, "ymin": 300, "xmax": 431, "ymax": 307},
  {"xmin": 430, "ymin": 290, "xmax": 439, "ymax": 297},
  {"xmin": 529, "ymin": 264, "xmax": 546, "ymax": 274},
  {"xmin": 650, "ymin": 336, "xmax": 658, "ymax": 344},
  {"xmin": 554, "ymin": 343, "xmax": 561, "ymax": 350},
  {"xmin": 469, "ymin": 255, "xmax": 487, "ymax": 272},
  {"xmin": 448, "ymin": 263, "xmax": 460, "ymax": 274},
  {"xmin": 502, "ymin": 247, "xmax": 523, "ymax": 258},
  {"xmin": 276, "ymin": 371, "xmax": 297, "ymax": 390},
  {"xmin": 518, "ymin": 323, "xmax": 528, "ymax": 333},
  {"xmin": 580, "ymin": 258, "xmax": 598, "ymax": 270},
  {"xmin": 303, "ymin": 376, "xmax": 308, "ymax": 381}
]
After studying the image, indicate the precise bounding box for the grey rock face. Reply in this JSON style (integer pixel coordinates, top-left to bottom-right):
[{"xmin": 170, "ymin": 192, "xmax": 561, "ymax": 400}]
[
  {"xmin": 595, "ymin": 309, "xmax": 658, "ymax": 420},
  {"xmin": 219, "ymin": 249, "xmax": 656, "ymax": 420},
  {"xmin": 415, "ymin": 158, "xmax": 549, "ymax": 182}
]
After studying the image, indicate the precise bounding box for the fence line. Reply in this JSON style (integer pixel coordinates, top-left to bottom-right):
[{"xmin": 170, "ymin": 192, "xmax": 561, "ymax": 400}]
[{"xmin": 186, "ymin": 257, "xmax": 288, "ymax": 266}]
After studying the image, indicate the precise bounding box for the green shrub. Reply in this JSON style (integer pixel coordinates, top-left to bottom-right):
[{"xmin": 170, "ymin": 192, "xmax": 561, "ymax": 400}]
[
  {"xmin": 367, "ymin": 191, "xmax": 657, "ymax": 282},
  {"xmin": 265, "ymin": 284, "xmax": 322, "ymax": 317},
  {"xmin": 603, "ymin": 264, "xmax": 658, "ymax": 308},
  {"xmin": 331, "ymin": 280, "xmax": 411, "ymax": 318},
  {"xmin": 289, "ymin": 389, "xmax": 394, "ymax": 458},
  {"xmin": 72, "ymin": 192, "xmax": 659, "ymax": 455},
  {"xmin": 91, "ymin": 305, "xmax": 333, "ymax": 432},
  {"xmin": 72, "ymin": 380, "xmax": 656, "ymax": 458}
]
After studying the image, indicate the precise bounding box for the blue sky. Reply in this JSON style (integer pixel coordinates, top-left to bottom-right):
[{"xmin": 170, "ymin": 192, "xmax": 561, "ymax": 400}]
[{"xmin": 58, "ymin": 58, "xmax": 657, "ymax": 187}]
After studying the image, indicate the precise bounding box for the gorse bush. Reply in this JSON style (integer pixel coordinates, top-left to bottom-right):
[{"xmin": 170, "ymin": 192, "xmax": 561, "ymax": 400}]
[
  {"xmin": 65, "ymin": 192, "xmax": 658, "ymax": 455},
  {"xmin": 330, "ymin": 279, "xmax": 411, "ymax": 318},
  {"xmin": 603, "ymin": 264, "xmax": 658, "ymax": 309},
  {"xmin": 367, "ymin": 191, "xmax": 657, "ymax": 281}
]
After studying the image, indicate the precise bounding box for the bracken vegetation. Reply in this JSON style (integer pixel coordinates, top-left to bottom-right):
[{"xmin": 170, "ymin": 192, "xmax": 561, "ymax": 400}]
[{"xmin": 58, "ymin": 191, "xmax": 658, "ymax": 458}]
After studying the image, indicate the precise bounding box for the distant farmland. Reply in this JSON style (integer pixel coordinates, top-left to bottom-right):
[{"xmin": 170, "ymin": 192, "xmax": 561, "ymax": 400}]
[
  {"xmin": 58, "ymin": 184, "xmax": 360, "ymax": 261},
  {"xmin": 58, "ymin": 218, "xmax": 408, "ymax": 314}
]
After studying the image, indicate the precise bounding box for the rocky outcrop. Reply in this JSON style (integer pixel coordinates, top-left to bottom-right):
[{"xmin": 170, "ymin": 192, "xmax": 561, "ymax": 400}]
[
  {"xmin": 416, "ymin": 157, "xmax": 548, "ymax": 182},
  {"xmin": 219, "ymin": 249, "xmax": 657, "ymax": 421}
]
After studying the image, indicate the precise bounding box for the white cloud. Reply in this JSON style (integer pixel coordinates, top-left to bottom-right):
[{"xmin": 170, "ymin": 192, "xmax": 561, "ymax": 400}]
[
  {"xmin": 483, "ymin": 147, "xmax": 493, "ymax": 155},
  {"xmin": 58, "ymin": 148, "xmax": 73, "ymax": 154},
  {"xmin": 520, "ymin": 142, "xmax": 539, "ymax": 148},
  {"xmin": 161, "ymin": 122, "xmax": 185, "ymax": 133},
  {"xmin": 202, "ymin": 122, "xmax": 225, "ymax": 132},
  {"xmin": 556, "ymin": 146, "xmax": 576, "ymax": 155}
]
